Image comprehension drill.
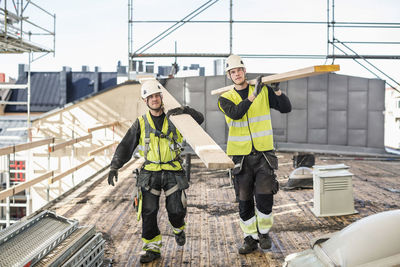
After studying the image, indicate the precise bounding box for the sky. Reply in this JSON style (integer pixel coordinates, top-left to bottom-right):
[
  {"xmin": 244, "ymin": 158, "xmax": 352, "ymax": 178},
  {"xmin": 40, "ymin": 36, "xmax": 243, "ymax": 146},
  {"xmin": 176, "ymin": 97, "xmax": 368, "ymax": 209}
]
[{"xmin": 1, "ymin": 0, "xmax": 399, "ymax": 88}]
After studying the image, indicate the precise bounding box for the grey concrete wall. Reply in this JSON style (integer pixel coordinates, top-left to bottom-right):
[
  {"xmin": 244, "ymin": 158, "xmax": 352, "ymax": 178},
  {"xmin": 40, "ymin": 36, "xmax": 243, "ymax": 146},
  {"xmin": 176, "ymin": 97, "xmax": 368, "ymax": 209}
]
[{"xmin": 164, "ymin": 73, "xmax": 386, "ymax": 155}]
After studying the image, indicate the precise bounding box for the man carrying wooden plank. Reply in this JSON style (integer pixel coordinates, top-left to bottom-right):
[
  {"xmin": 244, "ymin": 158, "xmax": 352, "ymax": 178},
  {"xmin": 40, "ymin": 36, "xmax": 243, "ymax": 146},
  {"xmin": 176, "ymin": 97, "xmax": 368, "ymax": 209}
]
[
  {"xmin": 218, "ymin": 55, "xmax": 292, "ymax": 254},
  {"xmin": 107, "ymin": 80, "xmax": 204, "ymax": 263}
]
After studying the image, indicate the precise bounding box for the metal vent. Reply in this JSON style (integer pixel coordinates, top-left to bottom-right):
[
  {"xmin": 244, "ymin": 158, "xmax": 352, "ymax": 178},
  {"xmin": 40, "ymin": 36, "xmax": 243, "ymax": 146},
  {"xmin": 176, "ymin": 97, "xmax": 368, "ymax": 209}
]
[{"xmin": 312, "ymin": 164, "xmax": 357, "ymax": 217}]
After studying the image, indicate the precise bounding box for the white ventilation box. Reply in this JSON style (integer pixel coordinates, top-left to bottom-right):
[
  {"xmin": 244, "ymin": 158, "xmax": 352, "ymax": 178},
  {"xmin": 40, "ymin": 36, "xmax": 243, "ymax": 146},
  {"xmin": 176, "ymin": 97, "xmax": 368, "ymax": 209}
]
[{"xmin": 312, "ymin": 164, "xmax": 357, "ymax": 217}]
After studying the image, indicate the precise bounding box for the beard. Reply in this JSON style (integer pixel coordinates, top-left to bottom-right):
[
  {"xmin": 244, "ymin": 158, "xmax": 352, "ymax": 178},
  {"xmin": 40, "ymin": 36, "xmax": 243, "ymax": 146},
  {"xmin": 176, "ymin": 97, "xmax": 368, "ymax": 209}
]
[{"xmin": 147, "ymin": 102, "xmax": 163, "ymax": 112}]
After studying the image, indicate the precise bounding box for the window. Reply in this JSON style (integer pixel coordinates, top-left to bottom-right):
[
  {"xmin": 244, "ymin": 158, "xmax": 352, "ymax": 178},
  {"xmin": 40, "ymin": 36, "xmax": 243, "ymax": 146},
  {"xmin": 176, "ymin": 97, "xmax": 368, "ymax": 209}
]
[{"xmin": 9, "ymin": 160, "xmax": 25, "ymax": 182}]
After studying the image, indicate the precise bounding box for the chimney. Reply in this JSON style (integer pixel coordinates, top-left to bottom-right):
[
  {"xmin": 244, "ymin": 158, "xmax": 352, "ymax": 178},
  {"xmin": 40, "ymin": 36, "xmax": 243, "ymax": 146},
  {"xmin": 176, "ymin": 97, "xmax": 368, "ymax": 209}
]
[
  {"xmin": 82, "ymin": 65, "xmax": 90, "ymax": 72},
  {"xmin": 60, "ymin": 66, "xmax": 71, "ymax": 105},
  {"xmin": 18, "ymin": 64, "xmax": 29, "ymax": 79},
  {"xmin": 94, "ymin": 66, "xmax": 101, "ymax": 93}
]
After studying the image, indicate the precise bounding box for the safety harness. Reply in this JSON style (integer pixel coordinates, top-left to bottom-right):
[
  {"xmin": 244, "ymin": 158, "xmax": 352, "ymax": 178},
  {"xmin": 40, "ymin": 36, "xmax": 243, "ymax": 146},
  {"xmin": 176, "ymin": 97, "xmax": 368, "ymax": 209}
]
[
  {"xmin": 141, "ymin": 114, "xmax": 185, "ymax": 199},
  {"xmin": 142, "ymin": 114, "xmax": 183, "ymax": 168}
]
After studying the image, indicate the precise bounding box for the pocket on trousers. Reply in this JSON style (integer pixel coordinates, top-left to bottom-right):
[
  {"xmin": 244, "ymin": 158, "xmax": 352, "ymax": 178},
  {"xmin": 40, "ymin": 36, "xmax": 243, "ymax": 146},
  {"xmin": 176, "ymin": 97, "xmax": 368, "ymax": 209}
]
[
  {"xmin": 137, "ymin": 171, "xmax": 152, "ymax": 188},
  {"xmin": 231, "ymin": 156, "xmax": 244, "ymax": 176},
  {"xmin": 263, "ymin": 151, "xmax": 278, "ymax": 170},
  {"xmin": 272, "ymin": 175, "xmax": 279, "ymax": 194},
  {"xmin": 175, "ymin": 171, "xmax": 189, "ymax": 190}
]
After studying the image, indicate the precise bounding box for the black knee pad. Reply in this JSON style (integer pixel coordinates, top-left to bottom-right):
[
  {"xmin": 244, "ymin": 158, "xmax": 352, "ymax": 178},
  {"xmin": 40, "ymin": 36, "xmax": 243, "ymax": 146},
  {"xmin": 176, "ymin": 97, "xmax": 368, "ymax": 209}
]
[
  {"xmin": 255, "ymin": 194, "xmax": 273, "ymax": 214},
  {"xmin": 239, "ymin": 199, "xmax": 255, "ymax": 221}
]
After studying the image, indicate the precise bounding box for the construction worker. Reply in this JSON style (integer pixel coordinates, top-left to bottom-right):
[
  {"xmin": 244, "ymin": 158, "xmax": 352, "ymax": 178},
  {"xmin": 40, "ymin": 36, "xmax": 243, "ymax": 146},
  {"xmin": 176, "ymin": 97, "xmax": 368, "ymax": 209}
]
[
  {"xmin": 108, "ymin": 80, "xmax": 204, "ymax": 263},
  {"xmin": 218, "ymin": 55, "xmax": 292, "ymax": 254}
]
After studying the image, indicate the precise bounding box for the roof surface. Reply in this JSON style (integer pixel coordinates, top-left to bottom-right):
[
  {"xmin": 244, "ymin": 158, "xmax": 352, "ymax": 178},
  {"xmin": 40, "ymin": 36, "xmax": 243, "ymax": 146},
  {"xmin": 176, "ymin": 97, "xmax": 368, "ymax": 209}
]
[{"xmin": 43, "ymin": 152, "xmax": 400, "ymax": 266}]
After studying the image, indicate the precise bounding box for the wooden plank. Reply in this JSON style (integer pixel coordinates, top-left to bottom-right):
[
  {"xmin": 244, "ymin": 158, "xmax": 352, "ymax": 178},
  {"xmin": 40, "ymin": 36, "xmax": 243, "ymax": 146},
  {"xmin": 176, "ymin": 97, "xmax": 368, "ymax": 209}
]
[
  {"xmin": 87, "ymin": 121, "xmax": 119, "ymax": 133},
  {"xmin": 0, "ymin": 187, "xmax": 14, "ymax": 200},
  {"xmin": 211, "ymin": 64, "xmax": 340, "ymax": 95},
  {"xmin": 49, "ymin": 134, "xmax": 92, "ymax": 152},
  {"xmin": 14, "ymin": 138, "xmax": 54, "ymax": 153},
  {"xmin": 15, "ymin": 171, "xmax": 54, "ymax": 192},
  {"xmin": 0, "ymin": 138, "xmax": 54, "ymax": 156},
  {"xmin": 50, "ymin": 157, "xmax": 95, "ymax": 184},
  {"xmin": 0, "ymin": 146, "xmax": 14, "ymax": 156},
  {"xmin": 159, "ymin": 84, "xmax": 234, "ymax": 169},
  {"xmin": 0, "ymin": 171, "xmax": 54, "ymax": 201},
  {"xmin": 88, "ymin": 141, "xmax": 118, "ymax": 156}
]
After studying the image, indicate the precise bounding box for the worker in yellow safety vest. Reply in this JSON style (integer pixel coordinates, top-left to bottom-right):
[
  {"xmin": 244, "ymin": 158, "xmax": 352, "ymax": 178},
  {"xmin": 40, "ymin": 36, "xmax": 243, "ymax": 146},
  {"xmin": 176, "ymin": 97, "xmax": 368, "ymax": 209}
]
[
  {"xmin": 218, "ymin": 55, "xmax": 292, "ymax": 254},
  {"xmin": 108, "ymin": 80, "xmax": 204, "ymax": 263}
]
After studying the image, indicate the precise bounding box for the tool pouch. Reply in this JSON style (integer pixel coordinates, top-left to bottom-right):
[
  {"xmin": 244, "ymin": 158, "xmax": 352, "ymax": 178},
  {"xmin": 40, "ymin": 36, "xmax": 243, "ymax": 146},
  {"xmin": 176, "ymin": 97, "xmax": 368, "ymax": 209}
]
[
  {"xmin": 137, "ymin": 170, "xmax": 152, "ymax": 188},
  {"xmin": 232, "ymin": 156, "xmax": 245, "ymax": 176},
  {"xmin": 174, "ymin": 171, "xmax": 189, "ymax": 190},
  {"xmin": 262, "ymin": 151, "xmax": 278, "ymax": 170}
]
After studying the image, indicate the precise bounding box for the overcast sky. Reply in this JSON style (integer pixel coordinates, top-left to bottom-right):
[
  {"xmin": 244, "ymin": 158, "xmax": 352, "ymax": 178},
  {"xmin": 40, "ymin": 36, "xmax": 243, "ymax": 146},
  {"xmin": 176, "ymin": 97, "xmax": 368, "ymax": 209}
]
[{"xmin": 1, "ymin": 0, "xmax": 399, "ymax": 87}]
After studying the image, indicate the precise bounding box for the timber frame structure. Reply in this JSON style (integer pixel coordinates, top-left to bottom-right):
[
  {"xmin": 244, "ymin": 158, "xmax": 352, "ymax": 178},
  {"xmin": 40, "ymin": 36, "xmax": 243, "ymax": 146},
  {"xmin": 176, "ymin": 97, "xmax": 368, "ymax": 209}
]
[
  {"xmin": 0, "ymin": 0, "xmax": 55, "ymax": 228},
  {"xmin": 128, "ymin": 0, "xmax": 400, "ymax": 89}
]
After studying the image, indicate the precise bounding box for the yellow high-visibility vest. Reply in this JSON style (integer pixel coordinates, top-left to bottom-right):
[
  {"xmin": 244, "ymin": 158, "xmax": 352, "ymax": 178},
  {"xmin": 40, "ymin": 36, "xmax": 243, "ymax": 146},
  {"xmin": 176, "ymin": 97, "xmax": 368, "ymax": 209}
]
[
  {"xmin": 219, "ymin": 85, "xmax": 274, "ymax": 155},
  {"xmin": 138, "ymin": 111, "xmax": 183, "ymax": 171}
]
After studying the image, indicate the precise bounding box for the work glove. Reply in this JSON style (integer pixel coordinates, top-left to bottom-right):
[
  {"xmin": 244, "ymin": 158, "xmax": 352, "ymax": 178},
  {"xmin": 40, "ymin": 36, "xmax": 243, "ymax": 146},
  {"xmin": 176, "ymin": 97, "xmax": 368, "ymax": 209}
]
[
  {"xmin": 269, "ymin": 82, "xmax": 280, "ymax": 92},
  {"xmin": 253, "ymin": 75, "xmax": 264, "ymax": 97},
  {"xmin": 108, "ymin": 168, "xmax": 118, "ymax": 186},
  {"xmin": 166, "ymin": 106, "xmax": 188, "ymax": 118}
]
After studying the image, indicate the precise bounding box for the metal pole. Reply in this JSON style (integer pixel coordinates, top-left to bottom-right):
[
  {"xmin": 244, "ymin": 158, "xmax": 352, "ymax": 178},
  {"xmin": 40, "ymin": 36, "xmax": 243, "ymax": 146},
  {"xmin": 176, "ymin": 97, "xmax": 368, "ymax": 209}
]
[
  {"xmin": 28, "ymin": 51, "xmax": 31, "ymax": 142},
  {"xmin": 47, "ymin": 144, "xmax": 50, "ymax": 202},
  {"xmin": 326, "ymin": 0, "xmax": 330, "ymax": 58},
  {"xmin": 71, "ymin": 127, "xmax": 75, "ymax": 187},
  {"xmin": 128, "ymin": 0, "xmax": 133, "ymax": 72},
  {"xmin": 332, "ymin": 0, "xmax": 335, "ymax": 61},
  {"xmin": 53, "ymin": 13, "xmax": 56, "ymax": 56},
  {"xmin": 6, "ymin": 155, "xmax": 10, "ymax": 227},
  {"xmin": 229, "ymin": 0, "xmax": 232, "ymax": 54}
]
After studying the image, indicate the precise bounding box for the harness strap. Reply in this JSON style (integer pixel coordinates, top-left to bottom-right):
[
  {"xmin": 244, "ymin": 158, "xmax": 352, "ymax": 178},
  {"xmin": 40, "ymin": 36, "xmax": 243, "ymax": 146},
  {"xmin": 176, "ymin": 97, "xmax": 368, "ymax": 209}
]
[
  {"xmin": 149, "ymin": 188, "xmax": 161, "ymax": 196},
  {"xmin": 145, "ymin": 184, "xmax": 179, "ymax": 197},
  {"xmin": 165, "ymin": 184, "xmax": 179, "ymax": 197},
  {"xmin": 142, "ymin": 114, "xmax": 181, "ymax": 167}
]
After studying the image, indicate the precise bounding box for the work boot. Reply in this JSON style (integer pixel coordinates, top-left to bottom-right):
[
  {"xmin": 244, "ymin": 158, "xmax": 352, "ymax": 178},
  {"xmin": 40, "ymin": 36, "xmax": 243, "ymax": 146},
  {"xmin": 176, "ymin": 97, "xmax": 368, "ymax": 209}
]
[
  {"xmin": 175, "ymin": 231, "xmax": 186, "ymax": 246},
  {"xmin": 259, "ymin": 233, "xmax": 272, "ymax": 250},
  {"xmin": 238, "ymin": 236, "xmax": 258, "ymax": 254},
  {"xmin": 139, "ymin": 250, "xmax": 161, "ymax": 264}
]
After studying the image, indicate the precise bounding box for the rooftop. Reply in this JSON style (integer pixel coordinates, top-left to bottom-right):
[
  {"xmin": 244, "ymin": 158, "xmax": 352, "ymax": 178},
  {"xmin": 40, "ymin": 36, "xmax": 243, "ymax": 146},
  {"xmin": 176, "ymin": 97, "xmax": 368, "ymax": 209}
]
[{"xmin": 40, "ymin": 151, "xmax": 400, "ymax": 266}]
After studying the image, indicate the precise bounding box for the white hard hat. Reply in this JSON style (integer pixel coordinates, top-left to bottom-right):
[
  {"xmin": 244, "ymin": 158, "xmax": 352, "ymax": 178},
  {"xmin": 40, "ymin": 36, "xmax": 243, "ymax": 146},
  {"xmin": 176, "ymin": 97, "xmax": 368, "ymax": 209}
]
[
  {"xmin": 225, "ymin": 54, "xmax": 245, "ymax": 74},
  {"xmin": 141, "ymin": 80, "xmax": 162, "ymax": 99}
]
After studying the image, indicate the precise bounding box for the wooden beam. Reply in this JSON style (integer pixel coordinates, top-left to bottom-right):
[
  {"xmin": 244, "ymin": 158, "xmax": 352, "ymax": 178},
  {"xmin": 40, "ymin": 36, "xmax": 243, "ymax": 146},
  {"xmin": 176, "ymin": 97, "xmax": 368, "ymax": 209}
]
[
  {"xmin": 0, "ymin": 171, "xmax": 54, "ymax": 201},
  {"xmin": 0, "ymin": 138, "xmax": 54, "ymax": 156},
  {"xmin": 50, "ymin": 158, "xmax": 95, "ymax": 184},
  {"xmin": 211, "ymin": 64, "xmax": 340, "ymax": 95},
  {"xmin": 49, "ymin": 134, "xmax": 92, "ymax": 152},
  {"xmin": 159, "ymin": 84, "xmax": 234, "ymax": 169},
  {"xmin": 88, "ymin": 141, "xmax": 118, "ymax": 156},
  {"xmin": 87, "ymin": 121, "xmax": 120, "ymax": 133}
]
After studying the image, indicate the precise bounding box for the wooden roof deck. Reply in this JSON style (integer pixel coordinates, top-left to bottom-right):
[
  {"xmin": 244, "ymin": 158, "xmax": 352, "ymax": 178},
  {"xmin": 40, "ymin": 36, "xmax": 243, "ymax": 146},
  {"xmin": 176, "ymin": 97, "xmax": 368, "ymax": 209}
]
[{"xmin": 47, "ymin": 152, "xmax": 400, "ymax": 266}]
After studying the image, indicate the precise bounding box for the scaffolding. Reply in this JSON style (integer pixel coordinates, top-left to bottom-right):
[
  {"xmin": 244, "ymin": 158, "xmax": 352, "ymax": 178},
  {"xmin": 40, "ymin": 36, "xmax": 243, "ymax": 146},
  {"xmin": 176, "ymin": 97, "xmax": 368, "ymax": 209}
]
[
  {"xmin": 0, "ymin": 0, "xmax": 55, "ymax": 228},
  {"xmin": 128, "ymin": 0, "xmax": 400, "ymax": 89}
]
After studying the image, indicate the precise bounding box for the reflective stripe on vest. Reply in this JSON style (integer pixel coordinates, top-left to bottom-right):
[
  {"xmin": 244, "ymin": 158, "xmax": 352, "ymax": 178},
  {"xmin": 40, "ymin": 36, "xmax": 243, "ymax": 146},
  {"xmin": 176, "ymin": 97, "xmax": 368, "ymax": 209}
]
[
  {"xmin": 220, "ymin": 84, "xmax": 274, "ymax": 155},
  {"xmin": 138, "ymin": 111, "xmax": 183, "ymax": 171}
]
